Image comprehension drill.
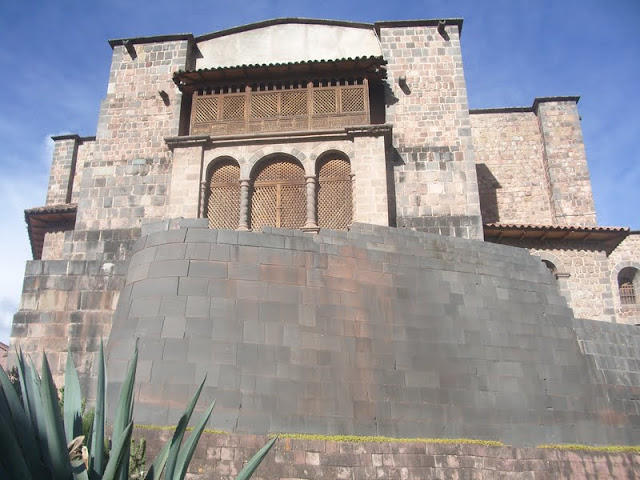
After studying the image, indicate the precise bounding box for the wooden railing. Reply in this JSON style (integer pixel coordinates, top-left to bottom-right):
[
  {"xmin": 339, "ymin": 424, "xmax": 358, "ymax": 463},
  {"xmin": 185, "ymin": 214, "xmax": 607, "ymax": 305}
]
[{"xmin": 190, "ymin": 79, "xmax": 370, "ymax": 136}]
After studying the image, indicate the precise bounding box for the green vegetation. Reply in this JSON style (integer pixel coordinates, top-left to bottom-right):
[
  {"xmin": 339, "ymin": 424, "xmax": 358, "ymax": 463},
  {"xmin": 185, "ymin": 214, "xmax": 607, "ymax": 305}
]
[
  {"xmin": 271, "ymin": 432, "xmax": 505, "ymax": 446},
  {"xmin": 0, "ymin": 344, "xmax": 276, "ymax": 480},
  {"xmin": 537, "ymin": 444, "xmax": 640, "ymax": 453},
  {"xmin": 135, "ymin": 424, "xmax": 227, "ymax": 435}
]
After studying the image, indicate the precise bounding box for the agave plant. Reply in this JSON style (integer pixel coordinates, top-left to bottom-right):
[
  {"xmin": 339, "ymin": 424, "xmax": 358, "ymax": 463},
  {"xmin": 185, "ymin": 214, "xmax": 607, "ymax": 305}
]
[{"xmin": 0, "ymin": 343, "xmax": 276, "ymax": 480}]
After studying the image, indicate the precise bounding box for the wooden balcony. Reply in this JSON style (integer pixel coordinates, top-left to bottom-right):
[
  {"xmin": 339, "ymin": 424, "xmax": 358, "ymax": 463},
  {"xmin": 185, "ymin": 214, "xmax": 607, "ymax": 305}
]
[{"xmin": 189, "ymin": 80, "xmax": 370, "ymax": 136}]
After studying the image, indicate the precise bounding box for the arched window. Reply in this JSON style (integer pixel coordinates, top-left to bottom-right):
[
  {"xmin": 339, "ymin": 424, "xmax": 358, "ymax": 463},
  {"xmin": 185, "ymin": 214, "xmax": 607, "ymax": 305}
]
[
  {"xmin": 317, "ymin": 156, "xmax": 352, "ymax": 229},
  {"xmin": 206, "ymin": 159, "xmax": 240, "ymax": 229},
  {"xmin": 618, "ymin": 267, "xmax": 638, "ymax": 305},
  {"xmin": 250, "ymin": 157, "xmax": 306, "ymax": 230}
]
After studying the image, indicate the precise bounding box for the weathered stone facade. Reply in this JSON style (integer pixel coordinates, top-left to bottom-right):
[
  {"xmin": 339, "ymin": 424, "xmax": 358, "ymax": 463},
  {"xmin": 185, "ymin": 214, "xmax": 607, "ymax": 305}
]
[
  {"xmin": 11, "ymin": 18, "xmax": 640, "ymax": 451},
  {"xmin": 380, "ymin": 23, "xmax": 482, "ymax": 238},
  {"xmin": 470, "ymin": 98, "xmax": 596, "ymax": 227}
]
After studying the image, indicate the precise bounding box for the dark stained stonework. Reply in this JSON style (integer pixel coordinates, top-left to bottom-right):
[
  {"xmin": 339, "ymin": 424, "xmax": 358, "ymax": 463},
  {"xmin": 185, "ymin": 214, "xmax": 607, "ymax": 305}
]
[{"xmin": 103, "ymin": 221, "xmax": 640, "ymax": 446}]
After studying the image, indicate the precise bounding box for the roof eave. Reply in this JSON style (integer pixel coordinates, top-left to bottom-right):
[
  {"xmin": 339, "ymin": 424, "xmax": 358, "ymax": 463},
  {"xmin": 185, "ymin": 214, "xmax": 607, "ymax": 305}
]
[{"xmin": 24, "ymin": 204, "xmax": 77, "ymax": 260}]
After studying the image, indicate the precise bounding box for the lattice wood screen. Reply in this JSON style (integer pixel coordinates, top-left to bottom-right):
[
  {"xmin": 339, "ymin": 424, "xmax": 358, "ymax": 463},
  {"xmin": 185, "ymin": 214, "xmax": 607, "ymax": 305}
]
[
  {"xmin": 191, "ymin": 81, "xmax": 369, "ymax": 136},
  {"xmin": 207, "ymin": 160, "xmax": 240, "ymax": 230},
  {"xmin": 317, "ymin": 158, "xmax": 352, "ymax": 230},
  {"xmin": 251, "ymin": 159, "xmax": 306, "ymax": 230}
]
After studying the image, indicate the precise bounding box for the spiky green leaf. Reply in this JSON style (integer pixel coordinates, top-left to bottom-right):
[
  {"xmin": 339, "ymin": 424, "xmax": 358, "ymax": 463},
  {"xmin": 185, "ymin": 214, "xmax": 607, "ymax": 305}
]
[
  {"xmin": 173, "ymin": 400, "xmax": 215, "ymax": 480},
  {"xmin": 16, "ymin": 348, "xmax": 37, "ymax": 433},
  {"xmin": 234, "ymin": 436, "xmax": 277, "ymax": 480},
  {"xmin": 0, "ymin": 412, "xmax": 34, "ymax": 480},
  {"xmin": 101, "ymin": 422, "xmax": 133, "ymax": 480},
  {"xmin": 40, "ymin": 353, "xmax": 73, "ymax": 480},
  {"xmin": 89, "ymin": 340, "xmax": 106, "ymax": 478},
  {"xmin": 0, "ymin": 364, "xmax": 44, "ymax": 478},
  {"xmin": 143, "ymin": 441, "xmax": 170, "ymax": 480},
  {"xmin": 64, "ymin": 351, "xmax": 83, "ymax": 444},
  {"xmin": 164, "ymin": 377, "xmax": 207, "ymax": 480},
  {"xmin": 27, "ymin": 357, "xmax": 51, "ymax": 472},
  {"xmin": 112, "ymin": 348, "xmax": 137, "ymax": 480}
]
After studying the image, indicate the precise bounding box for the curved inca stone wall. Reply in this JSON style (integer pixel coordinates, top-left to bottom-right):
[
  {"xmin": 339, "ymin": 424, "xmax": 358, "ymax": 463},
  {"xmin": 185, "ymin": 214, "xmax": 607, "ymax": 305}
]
[{"xmin": 106, "ymin": 221, "xmax": 640, "ymax": 446}]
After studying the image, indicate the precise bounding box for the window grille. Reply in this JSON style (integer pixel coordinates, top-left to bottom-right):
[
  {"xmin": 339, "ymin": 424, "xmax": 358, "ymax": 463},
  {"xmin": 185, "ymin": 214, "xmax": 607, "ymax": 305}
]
[
  {"xmin": 313, "ymin": 89, "xmax": 337, "ymax": 114},
  {"xmin": 618, "ymin": 267, "xmax": 638, "ymax": 305},
  {"xmin": 251, "ymin": 93, "xmax": 279, "ymax": 118},
  {"xmin": 207, "ymin": 160, "xmax": 240, "ymax": 230},
  {"xmin": 281, "ymin": 91, "xmax": 307, "ymax": 116},
  {"xmin": 620, "ymin": 281, "xmax": 636, "ymax": 305},
  {"xmin": 317, "ymin": 158, "xmax": 352, "ymax": 230},
  {"xmin": 251, "ymin": 159, "xmax": 306, "ymax": 230},
  {"xmin": 193, "ymin": 97, "xmax": 218, "ymax": 123},
  {"xmin": 341, "ymin": 87, "xmax": 366, "ymax": 112},
  {"xmin": 221, "ymin": 95, "xmax": 245, "ymax": 120}
]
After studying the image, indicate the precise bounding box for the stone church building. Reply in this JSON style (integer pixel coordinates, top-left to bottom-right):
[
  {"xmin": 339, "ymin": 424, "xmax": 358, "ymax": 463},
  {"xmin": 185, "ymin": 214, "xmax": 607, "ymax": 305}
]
[{"xmin": 12, "ymin": 19, "xmax": 640, "ymax": 446}]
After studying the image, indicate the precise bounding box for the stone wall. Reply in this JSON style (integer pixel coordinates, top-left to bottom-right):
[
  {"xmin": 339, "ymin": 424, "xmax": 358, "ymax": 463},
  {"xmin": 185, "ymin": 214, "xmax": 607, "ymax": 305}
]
[
  {"xmin": 60, "ymin": 228, "xmax": 141, "ymax": 262},
  {"xmin": 470, "ymin": 111, "xmax": 553, "ymax": 224},
  {"xmin": 167, "ymin": 130, "xmax": 390, "ymax": 227},
  {"xmin": 11, "ymin": 259, "xmax": 127, "ymax": 388},
  {"xmin": 70, "ymin": 138, "xmax": 95, "ymax": 204},
  {"xmin": 105, "ymin": 221, "xmax": 640, "ymax": 446},
  {"xmin": 535, "ymin": 99, "xmax": 596, "ymax": 226},
  {"xmin": 470, "ymin": 99, "xmax": 598, "ymax": 228},
  {"xmin": 75, "ymin": 39, "xmax": 190, "ymax": 230},
  {"xmin": 46, "ymin": 135, "xmax": 80, "ymax": 205},
  {"xmin": 608, "ymin": 233, "xmax": 640, "ymax": 325},
  {"xmin": 41, "ymin": 231, "xmax": 68, "ymax": 260},
  {"xmin": 378, "ymin": 23, "xmax": 482, "ymax": 239},
  {"xmin": 506, "ymin": 240, "xmax": 615, "ymax": 323},
  {"xmin": 134, "ymin": 429, "xmax": 640, "ymax": 479}
]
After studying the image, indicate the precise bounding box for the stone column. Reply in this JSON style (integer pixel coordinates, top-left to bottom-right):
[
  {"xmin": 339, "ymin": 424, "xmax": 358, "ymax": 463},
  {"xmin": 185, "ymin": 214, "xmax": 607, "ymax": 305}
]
[
  {"xmin": 199, "ymin": 181, "xmax": 207, "ymax": 218},
  {"xmin": 350, "ymin": 173, "xmax": 356, "ymax": 225},
  {"xmin": 302, "ymin": 175, "xmax": 319, "ymax": 233},
  {"xmin": 238, "ymin": 179, "xmax": 251, "ymax": 231}
]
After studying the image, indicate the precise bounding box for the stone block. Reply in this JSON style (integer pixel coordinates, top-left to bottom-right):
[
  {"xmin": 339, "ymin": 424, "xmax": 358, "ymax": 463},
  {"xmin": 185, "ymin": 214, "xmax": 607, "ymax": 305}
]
[
  {"xmin": 217, "ymin": 230, "xmax": 238, "ymax": 245},
  {"xmin": 178, "ymin": 277, "xmax": 209, "ymax": 296},
  {"xmin": 131, "ymin": 277, "xmax": 178, "ymax": 297},
  {"xmin": 189, "ymin": 260, "xmax": 228, "ymax": 278},
  {"xmin": 186, "ymin": 296, "xmax": 211, "ymax": 317},
  {"xmin": 137, "ymin": 337, "xmax": 164, "ymax": 361},
  {"xmin": 150, "ymin": 361, "xmax": 195, "ymax": 385},
  {"xmin": 209, "ymin": 244, "xmax": 230, "ymax": 261},
  {"xmin": 228, "ymin": 262, "xmax": 260, "ymax": 280},
  {"xmin": 135, "ymin": 316, "xmax": 164, "ymax": 338},
  {"xmin": 145, "ymin": 229, "xmax": 187, "ymax": 247},
  {"xmin": 185, "ymin": 228, "xmax": 218, "ymax": 243},
  {"xmin": 161, "ymin": 316, "xmax": 187, "ymax": 339},
  {"xmin": 162, "ymin": 338, "xmax": 189, "ymax": 361},
  {"xmin": 185, "ymin": 243, "xmax": 211, "ymax": 260},
  {"xmin": 155, "ymin": 243, "xmax": 187, "ymax": 260},
  {"xmin": 148, "ymin": 259, "xmax": 189, "ymax": 278},
  {"xmin": 185, "ymin": 317, "xmax": 213, "ymax": 338},
  {"xmin": 159, "ymin": 296, "xmax": 187, "ymax": 316}
]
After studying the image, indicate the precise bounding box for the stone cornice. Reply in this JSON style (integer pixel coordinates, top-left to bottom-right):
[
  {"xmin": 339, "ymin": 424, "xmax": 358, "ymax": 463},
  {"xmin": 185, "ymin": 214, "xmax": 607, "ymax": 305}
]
[
  {"xmin": 470, "ymin": 96, "xmax": 581, "ymax": 115},
  {"xmin": 165, "ymin": 124, "xmax": 393, "ymax": 149}
]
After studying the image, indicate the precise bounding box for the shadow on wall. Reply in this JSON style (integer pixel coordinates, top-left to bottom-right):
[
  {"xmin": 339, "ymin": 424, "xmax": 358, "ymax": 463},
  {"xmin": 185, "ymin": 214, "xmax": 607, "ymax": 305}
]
[{"xmin": 476, "ymin": 163, "xmax": 501, "ymax": 223}]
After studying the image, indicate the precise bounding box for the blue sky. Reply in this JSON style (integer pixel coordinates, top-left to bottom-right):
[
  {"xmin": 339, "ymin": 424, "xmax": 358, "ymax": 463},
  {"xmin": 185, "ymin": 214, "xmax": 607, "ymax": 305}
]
[{"xmin": 0, "ymin": 0, "xmax": 638, "ymax": 343}]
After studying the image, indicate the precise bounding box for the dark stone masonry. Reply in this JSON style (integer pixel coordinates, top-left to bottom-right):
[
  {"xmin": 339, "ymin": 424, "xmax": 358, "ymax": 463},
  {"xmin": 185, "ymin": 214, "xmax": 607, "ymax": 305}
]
[{"xmin": 101, "ymin": 221, "xmax": 640, "ymax": 447}]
